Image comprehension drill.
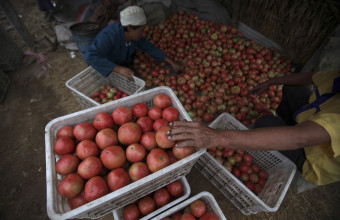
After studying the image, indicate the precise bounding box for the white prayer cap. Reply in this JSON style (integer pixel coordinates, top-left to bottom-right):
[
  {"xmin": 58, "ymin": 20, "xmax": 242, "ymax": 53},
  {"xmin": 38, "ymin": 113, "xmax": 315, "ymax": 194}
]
[{"xmin": 120, "ymin": 6, "xmax": 147, "ymax": 26}]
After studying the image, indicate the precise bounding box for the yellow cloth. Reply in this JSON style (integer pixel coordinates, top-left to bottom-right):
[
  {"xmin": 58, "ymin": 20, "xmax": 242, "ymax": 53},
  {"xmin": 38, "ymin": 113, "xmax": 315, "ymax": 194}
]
[{"xmin": 296, "ymin": 70, "xmax": 340, "ymax": 185}]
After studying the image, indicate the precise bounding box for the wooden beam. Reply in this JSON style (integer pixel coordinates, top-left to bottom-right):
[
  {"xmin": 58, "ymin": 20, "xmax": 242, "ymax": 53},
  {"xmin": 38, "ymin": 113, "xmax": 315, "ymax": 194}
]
[{"xmin": 0, "ymin": 0, "xmax": 35, "ymax": 47}]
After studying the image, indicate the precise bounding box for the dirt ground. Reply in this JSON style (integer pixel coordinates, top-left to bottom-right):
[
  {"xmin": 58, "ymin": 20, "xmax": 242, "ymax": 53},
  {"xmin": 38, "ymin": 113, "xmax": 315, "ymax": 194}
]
[{"xmin": 1, "ymin": 1, "xmax": 340, "ymax": 220}]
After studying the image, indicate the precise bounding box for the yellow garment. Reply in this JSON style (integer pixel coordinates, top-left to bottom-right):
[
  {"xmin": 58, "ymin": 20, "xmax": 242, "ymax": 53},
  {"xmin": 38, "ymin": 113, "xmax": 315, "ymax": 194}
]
[{"xmin": 296, "ymin": 70, "xmax": 340, "ymax": 185}]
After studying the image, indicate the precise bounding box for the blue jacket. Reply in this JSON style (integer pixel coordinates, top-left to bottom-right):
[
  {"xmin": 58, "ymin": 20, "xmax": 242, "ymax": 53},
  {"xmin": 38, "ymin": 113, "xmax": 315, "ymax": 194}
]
[{"xmin": 85, "ymin": 22, "xmax": 166, "ymax": 77}]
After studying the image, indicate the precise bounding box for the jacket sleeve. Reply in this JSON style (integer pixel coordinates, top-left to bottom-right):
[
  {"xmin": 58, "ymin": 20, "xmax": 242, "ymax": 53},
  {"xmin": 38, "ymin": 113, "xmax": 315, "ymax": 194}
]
[
  {"xmin": 136, "ymin": 38, "xmax": 166, "ymax": 63},
  {"xmin": 84, "ymin": 32, "xmax": 117, "ymax": 77}
]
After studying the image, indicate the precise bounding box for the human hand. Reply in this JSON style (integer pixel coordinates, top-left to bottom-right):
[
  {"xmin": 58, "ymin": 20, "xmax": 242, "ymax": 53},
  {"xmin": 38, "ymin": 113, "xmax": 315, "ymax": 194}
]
[
  {"xmin": 170, "ymin": 62, "xmax": 184, "ymax": 73},
  {"xmin": 252, "ymin": 80, "xmax": 271, "ymax": 96},
  {"xmin": 113, "ymin": 65, "xmax": 135, "ymax": 81},
  {"xmin": 167, "ymin": 121, "xmax": 221, "ymax": 149}
]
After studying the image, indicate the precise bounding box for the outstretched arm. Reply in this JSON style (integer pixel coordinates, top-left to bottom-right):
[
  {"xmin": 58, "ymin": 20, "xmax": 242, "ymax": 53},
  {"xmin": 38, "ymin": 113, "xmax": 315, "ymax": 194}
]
[{"xmin": 168, "ymin": 120, "xmax": 330, "ymax": 151}]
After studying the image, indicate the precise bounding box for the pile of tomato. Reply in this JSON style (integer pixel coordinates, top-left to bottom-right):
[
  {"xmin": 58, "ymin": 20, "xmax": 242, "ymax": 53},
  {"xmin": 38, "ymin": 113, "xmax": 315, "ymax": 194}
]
[
  {"xmin": 89, "ymin": 84, "xmax": 129, "ymax": 104},
  {"xmin": 133, "ymin": 11, "xmax": 294, "ymax": 125},
  {"xmin": 122, "ymin": 179, "xmax": 185, "ymax": 220},
  {"xmin": 53, "ymin": 93, "xmax": 196, "ymax": 209}
]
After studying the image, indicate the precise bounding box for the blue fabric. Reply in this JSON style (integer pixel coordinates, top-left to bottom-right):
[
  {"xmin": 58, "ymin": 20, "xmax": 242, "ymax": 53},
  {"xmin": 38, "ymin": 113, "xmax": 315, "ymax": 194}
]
[
  {"xmin": 293, "ymin": 77, "xmax": 340, "ymax": 120},
  {"xmin": 85, "ymin": 22, "xmax": 166, "ymax": 77}
]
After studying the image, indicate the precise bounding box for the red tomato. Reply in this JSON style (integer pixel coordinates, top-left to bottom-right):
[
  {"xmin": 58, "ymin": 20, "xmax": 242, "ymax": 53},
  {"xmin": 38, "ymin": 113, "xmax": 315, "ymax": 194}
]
[
  {"xmin": 118, "ymin": 122, "xmax": 142, "ymax": 145},
  {"xmin": 155, "ymin": 126, "xmax": 175, "ymax": 149},
  {"xmin": 254, "ymin": 184, "xmax": 263, "ymax": 194},
  {"xmin": 172, "ymin": 212, "xmax": 182, "ymax": 220},
  {"xmin": 123, "ymin": 204, "xmax": 140, "ymax": 220},
  {"xmin": 153, "ymin": 188, "xmax": 170, "ymax": 207},
  {"xmin": 166, "ymin": 150, "xmax": 179, "ymax": 164},
  {"xmin": 153, "ymin": 118, "xmax": 169, "ymax": 131},
  {"xmin": 258, "ymin": 177, "xmax": 267, "ymax": 187},
  {"xmin": 199, "ymin": 212, "xmax": 219, "ymax": 220},
  {"xmin": 95, "ymin": 128, "xmax": 118, "ymax": 150},
  {"xmin": 153, "ymin": 94, "xmax": 172, "ymax": 109},
  {"xmin": 112, "ymin": 107, "xmax": 133, "ymax": 125},
  {"xmin": 107, "ymin": 168, "xmax": 131, "ymax": 191},
  {"xmin": 54, "ymin": 137, "xmax": 75, "ymax": 156},
  {"xmin": 93, "ymin": 112, "xmax": 114, "ymax": 130},
  {"xmin": 67, "ymin": 190, "xmax": 87, "ymax": 210},
  {"xmin": 165, "ymin": 180, "xmax": 183, "ymax": 197},
  {"xmin": 84, "ymin": 176, "xmax": 109, "ymax": 202},
  {"xmin": 172, "ymin": 145, "xmax": 195, "ymax": 159},
  {"xmin": 162, "ymin": 107, "xmax": 179, "ymax": 122},
  {"xmin": 190, "ymin": 199, "xmax": 206, "ymax": 217},
  {"xmin": 58, "ymin": 173, "xmax": 84, "ymax": 199},
  {"xmin": 232, "ymin": 167, "xmax": 241, "ymax": 177},
  {"xmin": 76, "ymin": 140, "xmax": 99, "ymax": 160},
  {"xmin": 259, "ymin": 170, "xmax": 268, "ymax": 179},
  {"xmin": 138, "ymin": 196, "xmax": 156, "ymax": 215},
  {"xmin": 128, "ymin": 162, "xmax": 150, "ymax": 181},
  {"xmin": 136, "ymin": 116, "xmax": 154, "ymax": 133},
  {"xmin": 244, "ymin": 181, "xmax": 255, "ymax": 192},
  {"xmin": 251, "ymin": 164, "xmax": 260, "ymax": 173},
  {"xmin": 56, "ymin": 154, "xmax": 79, "ymax": 175},
  {"xmin": 146, "ymin": 148, "xmax": 170, "ymax": 173},
  {"xmin": 140, "ymin": 132, "xmax": 157, "ymax": 151},
  {"xmin": 243, "ymin": 154, "xmax": 253, "ymax": 163},
  {"xmin": 77, "ymin": 156, "xmax": 103, "ymax": 179},
  {"xmin": 148, "ymin": 107, "xmax": 162, "ymax": 120},
  {"xmin": 126, "ymin": 143, "xmax": 146, "ymax": 163},
  {"xmin": 233, "ymin": 153, "xmax": 243, "ymax": 163},
  {"xmin": 181, "ymin": 213, "xmax": 196, "ymax": 220},
  {"xmin": 132, "ymin": 103, "xmax": 149, "ymax": 118},
  {"xmin": 239, "ymin": 163, "xmax": 249, "ymax": 173},
  {"xmin": 100, "ymin": 146, "xmax": 126, "ymax": 169},
  {"xmin": 73, "ymin": 122, "xmax": 97, "ymax": 141},
  {"xmin": 56, "ymin": 125, "xmax": 74, "ymax": 139}
]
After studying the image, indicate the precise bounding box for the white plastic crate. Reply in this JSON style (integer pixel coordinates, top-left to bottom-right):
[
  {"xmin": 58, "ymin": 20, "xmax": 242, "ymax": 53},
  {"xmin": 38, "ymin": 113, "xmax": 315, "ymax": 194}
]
[
  {"xmin": 66, "ymin": 66, "xmax": 145, "ymax": 109},
  {"xmin": 45, "ymin": 86, "xmax": 205, "ymax": 220},
  {"xmin": 195, "ymin": 113, "xmax": 296, "ymax": 215},
  {"xmin": 156, "ymin": 191, "xmax": 226, "ymax": 220},
  {"xmin": 112, "ymin": 176, "xmax": 190, "ymax": 220}
]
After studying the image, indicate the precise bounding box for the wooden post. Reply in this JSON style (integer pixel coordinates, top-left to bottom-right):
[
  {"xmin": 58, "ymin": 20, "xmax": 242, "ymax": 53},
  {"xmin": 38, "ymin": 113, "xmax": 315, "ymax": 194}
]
[
  {"xmin": 0, "ymin": 0, "xmax": 35, "ymax": 47},
  {"xmin": 232, "ymin": 0, "xmax": 240, "ymax": 28}
]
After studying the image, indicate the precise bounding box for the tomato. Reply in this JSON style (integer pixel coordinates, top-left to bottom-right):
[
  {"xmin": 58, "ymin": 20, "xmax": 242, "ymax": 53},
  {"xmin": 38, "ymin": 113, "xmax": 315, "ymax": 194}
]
[
  {"xmin": 73, "ymin": 123, "xmax": 97, "ymax": 141},
  {"xmin": 67, "ymin": 190, "xmax": 87, "ymax": 210},
  {"xmin": 258, "ymin": 177, "xmax": 267, "ymax": 187},
  {"xmin": 239, "ymin": 163, "xmax": 249, "ymax": 173},
  {"xmin": 155, "ymin": 126, "xmax": 175, "ymax": 149},
  {"xmin": 181, "ymin": 213, "xmax": 196, "ymax": 220},
  {"xmin": 259, "ymin": 170, "xmax": 268, "ymax": 179},
  {"xmin": 112, "ymin": 107, "xmax": 133, "ymax": 125},
  {"xmin": 123, "ymin": 204, "xmax": 140, "ymax": 220},
  {"xmin": 93, "ymin": 112, "xmax": 114, "ymax": 130},
  {"xmin": 162, "ymin": 107, "xmax": 179, "ymax": 122},
  {"xmin": 95, "ymin": 128, "xmax": 118, "ymax": 150},
  {"xmin": 165, "ymin": 180, "xmax": 183, "ymax": 197},
  {"xmin": 77, "ymin": 156, "xmax": 103, "ymax": 179},
  {"xmin": 56, "ymin": 125, "xmax": 74, "ymax": 139},
  {"xmin": 107, "ymin": 168, "xmax": 131, "ymax": 191},
  {"xmin": 166, "ymin": 150, "xmax": 179, "ymax": 164},
  {"xmin": 56, "ymin": 154, "xmax": 79, "ymax": 175},
  {"xmin": 126, "ymin": 143, "xmax": 146, "ymax": 163},
  {"xmin": 251, "ymin": 164, "xmax": 260, "ymax": 173},
  {"xmin": 84, "ymin": 176, "xmax": 109, "ymax": 202},
  {"xmin": 153, "ymin": 94, "xmax": 172, "ymax": 109},
  {"xmin": 58, "ymin": 173, "xmax": 84, "ymax": 199},
  {"xmin": 199, "ymin": 212, "xmax": 219, "ymax": 220},
  {"xmin": 138, "ymin": 196, "xmax": 156, "ymax": 215},
  {"xmin": 244, "ymin": 181, "xmax": 255, "ymax": 192},
  {"xmin": 76, "ymin": 140, "xmax": 99, "ymax": 160},
  {"xmin": 254, "ymin": 183, "xmax": 263, "ymax": 195},
  {"xmin": 153, "ymin": 188, "xmax": 170, "ymax": 207},
  {"xmin": 132, "ymin": 103, "xmax": 149, "ymax": 118},
  {"xmin": 172, "ymin": 145, "xmax": 195, "ymax": 159},
  {"xmin": 190, "ymin": 199, "xmax": 206, "ymax": 217},
  {"xmin": 54, "ymin": 137, "xmax": 75, "ymax": 156},
  {"xmin": 233, "ymin": 153, "xmax": 243, "ymax": 163},
  {"xmin": 172, "ymin": 212, "xmax": 182, "ymax": 220},
  {"xmin": 146, "ymin": 148, "xmax": 170, "ymax": 173},
  {"xmin": 128, "ymin": 162, "xmax": 150, "ymax": 181},
  {"xmin": 243, "ymin": 154, "xmax": 253, "ymax": 163},
  {"xmin": 148, "ymin": 107, "xmax": 162, "ymax": 120},
  {"xmin": 136, "ymin": 116, "xmax": 154, "ymax": 133},
  {"xmin": 140, "ymin": 132, "xmax": 157, "ymax": 151},
  {"xmin": 153, "ymin": 118, "xmax": 169, "ymax": 131},
  {"xmin": 100, "ymin": 146, "xmax": 126, "ymax": 169},
  {"xmin": 232, "ymin": 167, "xmax": 241, "ymax": 177},
  {"xmin": 118, "ymin": 122, "xmax": 142, "ymax": 145}
]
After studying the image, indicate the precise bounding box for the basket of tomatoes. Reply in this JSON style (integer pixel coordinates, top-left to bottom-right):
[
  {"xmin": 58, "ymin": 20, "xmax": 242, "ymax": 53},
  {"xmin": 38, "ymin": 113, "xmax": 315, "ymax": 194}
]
[
  {"xmin": 195, "ymin": 113, "xmax": 296, "ymax": 215},
  {"xmin": 45, "ymin": 86, "xmax": 205, "ymax": 219},
  {"xmin": 66, "ymin": 66, "xmax": 145, "ymax": 109}
]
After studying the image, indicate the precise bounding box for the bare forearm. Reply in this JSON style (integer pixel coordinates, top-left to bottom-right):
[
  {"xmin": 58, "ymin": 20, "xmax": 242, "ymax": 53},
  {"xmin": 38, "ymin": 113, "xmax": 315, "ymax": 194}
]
[
  {"xmin": 268, "ymin": 72, "xmax": 314, "ymax": 86},
  {"xmin": 217, "ymin": 121, "xmax": 330, "ymax": 151}
]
